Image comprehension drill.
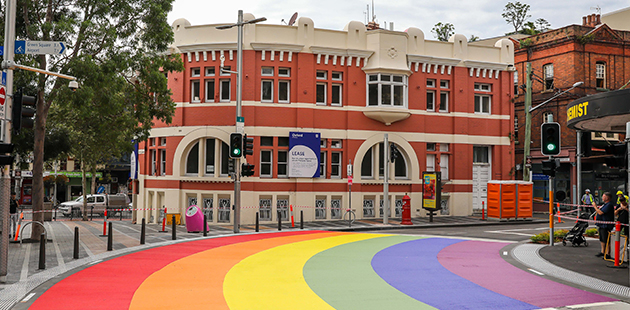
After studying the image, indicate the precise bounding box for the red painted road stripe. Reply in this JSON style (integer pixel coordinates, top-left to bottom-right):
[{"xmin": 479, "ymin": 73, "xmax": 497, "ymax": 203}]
[{"xmin": 29, "ymin": 231, "xmax": 320, "ymax": 310}]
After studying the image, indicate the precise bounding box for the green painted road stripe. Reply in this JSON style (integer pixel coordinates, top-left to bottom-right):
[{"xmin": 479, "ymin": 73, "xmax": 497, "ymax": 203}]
[{"xmin": 303, "ymin": 235, "xmax": 437, "ymax": 310}]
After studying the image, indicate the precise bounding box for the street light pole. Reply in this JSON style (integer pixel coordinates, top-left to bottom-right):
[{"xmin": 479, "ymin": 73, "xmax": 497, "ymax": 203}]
[
  {"xmin": 523, "ymin": 63, "xmax": 532, "ymax": 181},
  {"xmin": 217, "ymin": 11, "xmax": 266, "ymax": 234}
]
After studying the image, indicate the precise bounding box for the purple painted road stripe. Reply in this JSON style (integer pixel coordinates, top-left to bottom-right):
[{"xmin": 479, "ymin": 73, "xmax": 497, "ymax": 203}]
[
  {"xmin": 437, "ymin": 240, "xmax": 616, "ymax": 308},
  {"xmin": 372, "ymin": 238, "xmax": 537, "ymax": 310}
]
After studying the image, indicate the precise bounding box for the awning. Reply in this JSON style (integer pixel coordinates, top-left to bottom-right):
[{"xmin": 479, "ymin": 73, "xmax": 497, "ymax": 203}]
[{"xmin": 566, "ymin": 88, "xmax": 630, "ymax": 133}]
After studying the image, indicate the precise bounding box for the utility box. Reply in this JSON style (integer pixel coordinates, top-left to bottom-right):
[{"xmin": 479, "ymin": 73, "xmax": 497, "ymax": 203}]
[{"xmin": 487, "ymin": 181, "xmax": 533, "ymax": 220}]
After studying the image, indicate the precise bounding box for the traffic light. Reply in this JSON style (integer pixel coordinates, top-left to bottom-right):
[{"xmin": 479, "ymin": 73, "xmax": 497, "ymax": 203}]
[
  {"xmin": 0, "ymin": 143, "xmax": 14, "ymax": 166},
  {"xmin": 229, "ymin": 133, "xmax": 243, "ymax": 158},
  {"xmin": 243, "ymin": 134, "xmax": 254, "ymax": 157},
  {"xmin": 541, "ymin": 122, "xmax": 561, "ymax": 156},
  {"xmin": 390, "ymin": 143, "xmax": 400, "ymax": 163},
  {"xmin": 228, "ymin": 158, "xmax": 235, "ymax": 176},
  {"xmin": 541, "ymin": 159, "xmax": 559, "ymax": 177},
  {"xmin": 241, "ymin": 163, "xmax": 255, "ymax": 177},
  {"xmin": 604, "ymin": 143, "xmax": 627, "ymax": 169},
  {"xmin": 12, "ymin": 88, "xmax": 36, "ymax": 135}
]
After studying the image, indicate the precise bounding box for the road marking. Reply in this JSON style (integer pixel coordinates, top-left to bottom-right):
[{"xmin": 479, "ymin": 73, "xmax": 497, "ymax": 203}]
[
  {"xmin": 503, "ymin": 251, "xmax": 508, "ymax": 256},
  {"xmin": 486, "ymin": 231, "xmax": 533, "ymax": 237},
  {"xmin": 21, "ymin": 293, "xmax": 36, "ymax": 302},
  {"xmin": 566, "ymin": 302, "xmax": 616, "ymax": 308},
  {"xmin": 46, "ymin": 222, "xmax": 66, "ymax": 272},
  {"xmin": 528, "ymin": 268, "xmax": 545, "ymax": 276},
  {"xmin": 20, "ymin": 243, "xmax": 31, "ymax": 281},
  {"xmin": 89, "ymin": 259, "xmax": 102, "ymax": 265}
]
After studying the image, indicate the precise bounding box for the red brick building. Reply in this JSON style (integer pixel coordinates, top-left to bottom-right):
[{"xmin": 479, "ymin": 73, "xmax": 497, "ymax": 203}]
[
  {"xmin": 513, "ymin": 13, "xmax": 630, "ymax": 208},
  {"xmin": 135, "ymin": 14, "xmax": 515, "ymax": 225}
]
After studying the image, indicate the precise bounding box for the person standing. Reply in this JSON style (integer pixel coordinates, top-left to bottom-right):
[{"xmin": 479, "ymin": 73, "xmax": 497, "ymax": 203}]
[
  {"xmin": 581, "ymin": 189, "xmax": 596, "ymax": 213},
  {"xmin": 595, "ymin": 192, "xmax": 615, "ymax": 259},
  {"xmin": 10, "ymin": 192, "xmax": 19, "ymax": 238},
  {"xmin": 615, "ymin": 197, "xmax": 629, "ymax": 237},
  {"xmin": 617, "ymin": 190, "xmax": 629, "ymax": 206}
]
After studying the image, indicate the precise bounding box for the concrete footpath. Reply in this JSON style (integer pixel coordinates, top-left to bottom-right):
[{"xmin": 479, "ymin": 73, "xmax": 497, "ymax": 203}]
[{"xmin": 1, "ymin": 214, "xmax": 628, "ymax": 309}]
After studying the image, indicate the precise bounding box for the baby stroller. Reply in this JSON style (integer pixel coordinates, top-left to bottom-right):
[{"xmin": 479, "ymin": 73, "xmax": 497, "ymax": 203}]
[{"xmin": 562, "ymin": 212, "xmax": 591, "ymax": 247}]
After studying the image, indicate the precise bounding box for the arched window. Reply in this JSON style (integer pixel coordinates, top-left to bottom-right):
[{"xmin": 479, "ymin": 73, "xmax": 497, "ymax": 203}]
[
  {"xmin": 360, "ymin": 142, "xmax": 408, "ymax": 180},
  {"xmin": 186, "ymin": 142, "xmax": 199, "ymax": 174}
]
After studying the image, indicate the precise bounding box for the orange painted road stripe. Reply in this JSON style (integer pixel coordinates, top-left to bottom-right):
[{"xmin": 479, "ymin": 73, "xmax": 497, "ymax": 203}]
[{"xmin": 129, "ymin": 232, "xmax": 343, "ymax": 310}]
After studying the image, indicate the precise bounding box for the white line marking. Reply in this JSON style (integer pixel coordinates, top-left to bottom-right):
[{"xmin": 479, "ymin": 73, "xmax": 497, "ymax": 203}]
[
  {"xmin": 567, "ymin": 302, "xmax": 616, "ymax": 308},
  {"xmin": 486, "ymin": 231, "xmax": 534, "ymax": 237},
  {"xmin": 503, "ymin": 251, "xmax": 508, "ymax": 256},
  {"xmin": 528, "ymin": 268, "xmax": 545, "ymax": 276},
  {"xmin": 21, "ymin": 293, "xmax": 36, "ymax": 302},
  {"xmin": 89, "ymin": 259, "xmax": 102, "ymax": 265},
  {"xmin": 20, "ymin": 243, "xmax": 31, "ymax": 281}
]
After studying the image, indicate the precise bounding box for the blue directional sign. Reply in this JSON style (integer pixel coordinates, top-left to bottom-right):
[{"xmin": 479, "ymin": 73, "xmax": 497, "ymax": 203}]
[
  {"xmin": 1, "ymin": 72, "xmax": 5, "ymax": 86},
  {"xmin": 0, "ymin": 40, "xmax": 66, "ymax": 55}
]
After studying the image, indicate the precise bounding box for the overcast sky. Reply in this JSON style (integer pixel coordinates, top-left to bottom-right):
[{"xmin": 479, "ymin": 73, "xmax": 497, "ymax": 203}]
[{"xmin": 168, "ymin": 0, "xmax": 628, "ymax": 40}]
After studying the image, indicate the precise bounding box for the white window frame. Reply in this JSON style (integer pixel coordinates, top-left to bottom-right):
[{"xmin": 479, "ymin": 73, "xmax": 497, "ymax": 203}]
[
  {"xmin": 220, "ymin": 66, "xmax": 231, "ymax": 76},
  {"xmin": 262, "ymin": 67, "xmax": 274, "ymax": 76},
  {"xmin": 440, "ymin": 80, "xmax": 449, "ymax": 88},
  {"xmin": 319, "ymin": 152, "xmax": 327, "ymax": 178},
  {"xmin": 427, "ymin": 90, "xmax": 435, "ymax": 111},
  {"xmin": 366, "ymin": 73, "xmax": 408, "ymax": 108},
  {"xmin": 260, "ymin": 150, "xmax": 273, "ymax": 178},
  {"xmin": 330, "ymin": 140, "xmax": 342, "ymax": 149},
  {"xmin": 543, "ymin": 64, "xmax": 554, "ymax": 90},
  {"xmin": 361, "ymin": 147, "xmax": 374, "ymax": 179},
  {"xmin": 160, "ymin": 149, "xmax": 166, "ymax": 176},
  {"xmin": 316, "ymin": 82, "xmax": 327, "ymax": 105},
  {"xmin": 205, "ymin": 79, "xmax": 215, "ymax": 102},
  {"xmin": 205, "ymin": 66, "xmax": 215, "ymax": 76},
  {"xmin": 474, "ymin": 83, "xmax": 492, "ymax": 92},
  {"xmin": 332, "ymin": 71, "xmax": 343, "ymax": 81},
  {"xmin": 278, "ymin": 80, "xmax": 290, "ymax": 103},
  {"xmin": 440, "ymin": 154, "xmax": 449, "ymax": 180},
  {"xmin": 439, "ymin": 91, "xmax": 449, "ymax": 112},
  {"xmin": 191, "ymin": 67, "xmax": 200, "ymax": 77},
  {"xmin": 426, "ymin": 154, "xmax": 436, "ymax": 171},
  {"xmin": 278, "ymin": 67, "xmax": 290, "ymax": 77},
  {"xmin": 277, "ymin": 150, "xmax": 288, "ymax": 178},
  {"xmin": 220, "ymin": 79, "xmax": 231, "ymax": 102},
  {"xmin": 426, "ymin": 79, "xmax": 436, "ymax": 88},
  {"xmin": 331, "ymin": 151, "xmax": 342, "ymax": 178},
  {"xmin": 191, "ymin": 80, "xmax": 200, "ymax": 103},
  {"xmin": 474, "ymin": 94, "xmax": 491, "ymax": 114},
  {"xmin": 261, "ymin": 80, "xmax": 273, "ymax": 102},
  {"xmin": 596, "ymin": 62, "xmax": 606, "ymax": 88},
  {"xmin": 316, "ymin": 70, "xmax": 327, "ymax": 80},
  {"xmin": 331, "ymin": 84, "xmax": 342, "ymax": 106},
  {"xmin": 150, "ymin": 150, "xmax": 157, "ymax": 176}
]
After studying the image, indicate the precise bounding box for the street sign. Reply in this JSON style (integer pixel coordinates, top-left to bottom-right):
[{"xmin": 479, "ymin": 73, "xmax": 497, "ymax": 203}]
[
  {"xmin": 0, "ymin": 40, "xmax": 66, "ymax": 55},
  {"xmin": 348, "ymin": 175, "xmax": 353, "ymax": 185},
  {"xmin": 0, "ymin": 86, "xmax": 6, "ymax": 118},
  {"xmin": 236, "ymin": 116, "xmax": 244, "ymax": 134},
  {"xmin": 1, "ymin": 71, "xmax": 6, "ymax": 86},
  {"xmin": 347, "ymin": 163, "xmax": 352, "ymax": 176}
]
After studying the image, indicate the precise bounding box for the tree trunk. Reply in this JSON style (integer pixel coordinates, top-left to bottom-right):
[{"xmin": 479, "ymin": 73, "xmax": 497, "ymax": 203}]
[
  {"xmin": 91, "ymin": 166, "xmax": 97, "ymax": 197},
  {"xmin": 30, "ymin": 90, "xmax": 49, "ymax": 240},
  {"xmin": 81, "ymin": 157, "xmax": 88, "ymax": 221}
]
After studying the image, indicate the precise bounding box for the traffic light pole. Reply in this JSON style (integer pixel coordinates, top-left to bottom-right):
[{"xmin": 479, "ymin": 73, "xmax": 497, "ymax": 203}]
[
  {"xmin": 383, "ymin": 134, "xmax": 389, "ymax": 225},
  {"xmin": 546, "ymin": 114, "xmax": 554, "ymax": 246},
  {"xmin": 0, "ymin": 0, "xmax": 16, "ymax": 283}
]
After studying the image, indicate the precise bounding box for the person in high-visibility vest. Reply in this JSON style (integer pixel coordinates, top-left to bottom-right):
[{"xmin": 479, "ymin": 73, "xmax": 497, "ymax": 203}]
[
  {"xmin": 616, "ymin": 190, "xmax": 629, "ymax": 206},
  {"xmin": 581, "ymin": 189, "xmax": 596, "ymax": 213}
]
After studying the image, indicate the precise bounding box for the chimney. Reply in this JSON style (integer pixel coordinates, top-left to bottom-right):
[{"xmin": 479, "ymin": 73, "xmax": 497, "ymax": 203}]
[
  {"xmin": 366, "ymin": 21, "xmax": 380, "ymax": 30},
  {"xmin": 583, "ymin": 16, "xmax": 587, "ymax": 26},
  {"xmin": 583, "ymin": 14, "xmax": 602, "ymax": 27}
]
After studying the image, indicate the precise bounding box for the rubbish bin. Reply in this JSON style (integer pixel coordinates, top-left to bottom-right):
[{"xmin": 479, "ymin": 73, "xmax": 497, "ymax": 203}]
[
  {"xmin": 43, "ymin": 202, "xmax": 53, "ymax": 221},
  {"xmin": 185, "ymin": 205, "xmax": 207, "ymax": 233}
]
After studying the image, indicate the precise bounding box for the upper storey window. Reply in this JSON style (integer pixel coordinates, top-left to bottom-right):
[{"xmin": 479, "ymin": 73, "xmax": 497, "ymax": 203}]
[
  {"xmin": 367, "ymin": 74, "xmax": 407, "ymax": 107},
  {"xmin": 596, "ymin": 62, "xmax": 606, "ymax": 89},
  {"xmin": 543, "ymin": 63, "xmax": 554, "ymax": 91}
]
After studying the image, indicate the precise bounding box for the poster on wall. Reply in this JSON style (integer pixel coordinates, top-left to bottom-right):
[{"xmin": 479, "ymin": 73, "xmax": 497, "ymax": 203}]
[
  {"xmin": 422, "ymin": 171, "xmax": 442, "ymax": 211},
  {"xmin": 129, "ymin": 141, "xmax": 138, "ymax": 180},
  {"xmin": 288, "ymin": 132, "xmax": 321, "ymax": 178}
]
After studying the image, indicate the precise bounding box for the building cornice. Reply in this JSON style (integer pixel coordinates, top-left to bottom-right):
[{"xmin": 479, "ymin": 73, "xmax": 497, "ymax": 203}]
[{"xmin": 250, "ymin": 42, "xmax": 304, "ymax": 53}]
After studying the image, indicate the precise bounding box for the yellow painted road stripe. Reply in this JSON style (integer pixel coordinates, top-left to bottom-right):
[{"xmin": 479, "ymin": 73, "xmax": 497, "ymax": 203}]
[{"xmin": 223, "ymin": 233, "xmax": 386, "ymax": 310}]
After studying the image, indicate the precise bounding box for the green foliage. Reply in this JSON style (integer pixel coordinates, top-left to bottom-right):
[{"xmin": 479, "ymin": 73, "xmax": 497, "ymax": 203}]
[
  {"xmin": 519, "ymin": 38, "xmax": 533, "ymax": 48},
  {"xmin": 577, "ymin": 34, "xmax": 595, "ymax": 45},
  {"xmin": 503, "ymin": 2, "xmax": 531, "ymax": 33},
  {"xmin": 585, "ymin": 228, "xmax": 598, "ymax": 237},
  {"xmin": 530, "ymin": 229, "xmax": 568, "ymax": 243},
  {"xmin": 468, "ymin": 35, "xmax": 480, "ymax": 42},
  {"xmin": 432, "ymin": 22, "xmax": 455, "ymax": 42}
]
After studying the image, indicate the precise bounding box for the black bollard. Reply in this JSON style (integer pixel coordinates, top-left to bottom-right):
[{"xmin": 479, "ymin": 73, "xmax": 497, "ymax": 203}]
[
  {"xmin": 172, "ymin": 214, "xmax": 177, "ymax": 240},
  {"xmin": 107, "ymin": 222, "xmax": 113, "ymax": 251},
  {"xmin": 39, "ymin": 233, "xmax": 46, "ymax": 270},
  {"xmin": 278, "ymin": 211, "xmax": 282, "ymax": 231},
  {"xmin": 300, "ymin": 210, "xmax": 304, "ymax": 229},
  {"xmin": 140, "ymin": 218, "xmax": 146, "ymax": 245},
  {"xmin": 73, "ymin": 227, "xmax": 79, "ymax": 259},
  {"xmin": 90, "ymin": 206, "xmax": 93, "ymax": 221},
  {"xmin": 203, "ymin": 214, "xmax": 208, "ymax": 237},
  {"xmin": 120, "ymin": 209, "xmax": 123, "ymax": 221},
  {"xmin": 255, "ymin": 212, "xmax": 259, "ymax": 232}
]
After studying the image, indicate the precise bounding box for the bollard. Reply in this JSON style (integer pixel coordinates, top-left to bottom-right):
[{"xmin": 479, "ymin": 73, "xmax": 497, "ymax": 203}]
[
  {"xmin": 557, "ymin": 203, "xmax": 562, "ymax": 223},
  {"xmin": 90, "ymin": 206, "xmax": 93, "ymax": 221},
  {"xmin": 73, "ymin": 227, "xmax": 79, "ymax": 259},
  {"xmin": 203, "ymin": 214, "xmax": 208, "ymax": 237},
  {"xmin": 482, "ymin": 201, "xmax": 485, "ymax": 220},
  {"xmin": 172, "ymin": 214, "xmax": 177, "ymax": 240},
  {"xmin": 278, "ymin": 211, "xmax": 282, "ymax": 231},
  {"xmin": 14, "ymin": 212, "xmax": 23, "ymax": 242},
  {"xmin": 102, "ymin": 210, "xmax": 108, "ymax": 236},
  {"xmin": 107, "ymin": 222, "xmax": 113, "ymax": 251},
  {"xmin": 39, "ymin": 233, "xmax": 46, "ymax": 270},
  {"xmin": 120, "ymin": 208, "xmax": 123, "ymax": 221},
  {"xmin": 255, "ymin": 212, "xmax": 259, "ymax": 232},
  {"xmin": 140, "ymin": 218, "xmax": 146, "ymax": 245},
  {"xmin": 300, "ymin": 210, "xmax": 303, "ymax": 229},
  {"xmin": 615, "ymin": 221, "xmax": 621, "ymax": 267},
  {"xmin": 160, "ymin": 207, "xmax": 167, "ymax": 232},
  {"xmin": 290, "ymin": 205, "xmax": 295, "ymax": 228}
]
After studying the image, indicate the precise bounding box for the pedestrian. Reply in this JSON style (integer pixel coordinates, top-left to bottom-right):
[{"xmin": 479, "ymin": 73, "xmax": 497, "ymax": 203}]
[
  {"xmin": 616, "ymin": 190, "xmax": 629, "ymax": 206},
  {"xmin": 615, "ymin": 197, "xmax": 629, "ymax": 237},
  {"xmin": 10, "ymin": 192, "xmax": 19, "ymax": 238},
  {"xmin": 581, "ymin": 189, "xmax": 596, "ymax": 213},
  {"xmin": 594, "ymin": 192, "xmax": 615, "ymax": 259}
]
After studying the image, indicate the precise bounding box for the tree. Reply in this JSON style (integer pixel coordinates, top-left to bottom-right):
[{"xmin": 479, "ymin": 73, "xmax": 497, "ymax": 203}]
[
  {"xmin": 469, "ymin": 35, "xmax": 480, "ymax": 42},
  {"xmin": 502, "ymin": 2, "xmax": 531, "ymax": 33},
  {"xmin": 432, "ymin": 22, "xmax": 455, "ymax": 42},
  {"xmin": 535, "ymin": 18, "xmax": 551, "ymax": 32},
  {"xmin": 8, "ymin": 0, "xmax": 184, "ymax": 239}
]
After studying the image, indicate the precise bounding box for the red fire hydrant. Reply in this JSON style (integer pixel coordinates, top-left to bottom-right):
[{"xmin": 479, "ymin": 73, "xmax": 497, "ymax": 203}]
[{"xmin": 401, "ymin": 194, "xmax": 412, "ymax": 225}]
